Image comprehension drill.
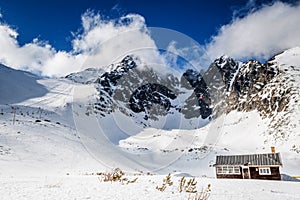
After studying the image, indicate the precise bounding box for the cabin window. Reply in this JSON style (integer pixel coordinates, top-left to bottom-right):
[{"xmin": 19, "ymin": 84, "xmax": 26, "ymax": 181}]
[
  {"xmin": 216, "ymin": 166, "xmax": 240, "ymax": 174},
  {"xmin": 234, "ymin": 166, "xmax": 240, "ymax": 174},
  {"xmin": 216, "ymin": 167, "xmax": 222, "ymax": 174},
  {"xmin": 259, "ymin": 167, "xmax": 271, "ymax": 175}
]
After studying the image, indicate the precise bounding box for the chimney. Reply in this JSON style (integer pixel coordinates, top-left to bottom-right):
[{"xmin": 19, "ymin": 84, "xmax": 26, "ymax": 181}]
[{"xmin": 271, "ymin": 146, "xmax": 276, "ymax": 153}]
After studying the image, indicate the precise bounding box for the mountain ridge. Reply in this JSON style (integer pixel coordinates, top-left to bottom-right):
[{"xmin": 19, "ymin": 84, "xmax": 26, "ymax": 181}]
[{"xmin": 0, "ymin": 47, "xmax": 300, "ymax": 176}]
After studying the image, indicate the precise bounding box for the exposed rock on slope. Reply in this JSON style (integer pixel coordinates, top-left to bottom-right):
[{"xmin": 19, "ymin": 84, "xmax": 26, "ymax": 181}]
[
  {"xmin": 67, "ymin": 55, "xmax": 212, "ymax": 127},
  {"xmin": 205, "ymin": 47, "xmax": 300, "ymax": 144}
]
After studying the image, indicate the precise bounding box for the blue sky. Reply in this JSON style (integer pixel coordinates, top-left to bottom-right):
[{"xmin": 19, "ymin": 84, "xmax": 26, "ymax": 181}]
[
  {"xmin": 0, "ymin": 0, "xmax": 299, "ymax": 76},
  {"xmin": 0, "ymin": 0, "xmax": 250, "ymax": 50}
]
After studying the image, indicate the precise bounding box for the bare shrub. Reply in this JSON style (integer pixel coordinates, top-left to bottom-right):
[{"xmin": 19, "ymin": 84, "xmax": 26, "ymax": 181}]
[
  {"xmin": 101, "ymin": 168, "xmax": 124, "ymax": 182},
  {"xmin": 156, "ymin": 173, "xmax": 173, "ymax": 192},
  {"xmin": 185, "ymin": 178, "xmax": 197, "ymax": 193},
  {"xmin": 178, "ymin": 177, "xmax": 197, "ymax": 193},
  {"xmin": 100, "ymin": 168, "xmax": 138, "ymax": 184},
  {"xmin": 179, "ymin": 176, "xmax": 186, "ymax": 193}
]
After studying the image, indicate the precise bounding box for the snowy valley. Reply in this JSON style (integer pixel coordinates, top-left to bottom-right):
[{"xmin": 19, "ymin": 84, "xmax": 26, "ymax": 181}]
[{"xmin": 0, "ymin": 47, "xmax": 300, "ymax": 199}]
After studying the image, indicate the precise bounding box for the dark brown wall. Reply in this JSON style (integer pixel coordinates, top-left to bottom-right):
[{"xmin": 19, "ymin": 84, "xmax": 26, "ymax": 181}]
[
  {"xmin": 216, "ymin": 174, "xmax": 243, "ymax": 179},
  {"xmin": 215, "ymin": 166, "xmax": 281, "ymax": 180},
  {"xmin": 249, "ymin": 167, "xmax": 281, "ymax": 180}
]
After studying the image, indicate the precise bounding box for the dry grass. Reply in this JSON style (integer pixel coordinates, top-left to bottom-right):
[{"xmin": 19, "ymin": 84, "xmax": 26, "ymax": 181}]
[{"xmin": 188, "ymin": 184, "xmax": 211, "ymax": 200}]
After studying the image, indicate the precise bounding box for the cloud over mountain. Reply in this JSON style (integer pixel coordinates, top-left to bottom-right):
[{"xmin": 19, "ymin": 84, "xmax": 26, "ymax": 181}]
[
  {"xmin": 205, "ymin": 1, "xmax": 300, "ymax": 61},
  {"xmin": 0, "ymin": 1, "xmax": 300, "ymax": 76},
  {"xmin": 0, "ymin": 12, "xmax": 158, "ymax": 77}
]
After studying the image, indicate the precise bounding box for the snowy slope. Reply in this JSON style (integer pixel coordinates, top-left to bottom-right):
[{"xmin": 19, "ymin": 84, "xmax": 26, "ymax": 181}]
[
  {"xmin": 1, "ymin": 48, "xmax": 300, "ymax": 177},
  {"xmin": 0, "ymin": 175, "xmax": 300, "ymax": 200},
  {"xmin": 0, "ymin": 64, "xmax": 48, "ymax": 104},
  {"xmin": 0, "ymin": 48, "xmax": 300, "ymax": 199}
]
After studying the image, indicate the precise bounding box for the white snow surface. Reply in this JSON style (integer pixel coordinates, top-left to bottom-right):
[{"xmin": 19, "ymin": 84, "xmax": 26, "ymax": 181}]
[
  {"xmin": 0, "ymin": 175, "xmax": 299, "ymax": 200},
  {"xmin": 1, "ymin": 48, "xmax": 300, "ymax": 199}
]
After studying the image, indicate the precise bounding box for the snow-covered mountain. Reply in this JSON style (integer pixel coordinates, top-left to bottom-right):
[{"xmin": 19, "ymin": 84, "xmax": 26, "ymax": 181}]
[
  {"xmin": 0, "ymin": 47, "xmax": 300, "ymax": 179},
  {"xmin": 67, "ymin": 55, "xmax": 212, "ymax": 130},
  {"xmin": 206, "ymin": 47, "xmax": 300, "ymax": 147}
]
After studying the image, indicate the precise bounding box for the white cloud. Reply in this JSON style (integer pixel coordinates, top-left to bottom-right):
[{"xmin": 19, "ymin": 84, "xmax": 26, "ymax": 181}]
[
  {"xmin": 205, "ymin": 1, "xmax": 300, "ymax": 61},
  {"xmin": 73, "ymin": 12, "xmax": 162, "ymax": 70},
  {"xmin": 166, "ymin": 41, "xmax": 208, "ymax": 71},
  {"xmin": 0, "ymin": 24, "xmax": 55, "ymax": 74},
  {"xmin": 1, "ymin": 2, "xmax": 300, "ymax": 77},
  {"xmin": 0, "ymin": 11, "xmax": 162, "ymax": 77}
]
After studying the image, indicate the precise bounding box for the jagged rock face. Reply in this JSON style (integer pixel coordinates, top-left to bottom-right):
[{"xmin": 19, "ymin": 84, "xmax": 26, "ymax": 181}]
[
  {"xmin": 89, "ymin": 55, "xmax": 212, "ymax": 124},
  {"xmin": 230, "ymin": 60, "xmax": 280, "ymax": 115},
  {"xmin": 204, "ymin": 56, "xmax": 234, "ymax": 117},
  {"xmin": 66, "ymin": 47, "xmax": 300, "ymax": 150},
  {"xmin": 66, "ymin": 48, "xmax": 299, "ymax": 135},
  {"xmin": 204, "ymin": 55, "xmax": 243, "ymax": 117},
  {"xmin": 205, "ymin": 55, "xmax": 292, "ymax": 119},
  {"xmin": 181, "ymin": 69, "xmax": 211, "ymax": 119},
  {"xmin": 129, "ymin": 83, "xmax": 176, "ymax": 112},
  {"xmin": 202, "ymin": 48, "xmax": 300, "ymax": 145},
  {"xmin": 213, "ymin": 55, "xmax": 240, "ymax": 91}
]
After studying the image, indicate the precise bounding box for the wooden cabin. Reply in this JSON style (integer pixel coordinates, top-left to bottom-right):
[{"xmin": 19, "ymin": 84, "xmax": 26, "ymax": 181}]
[{"xmin": 214, "ymin": 148, "xmax": 283, "ymax": 180}]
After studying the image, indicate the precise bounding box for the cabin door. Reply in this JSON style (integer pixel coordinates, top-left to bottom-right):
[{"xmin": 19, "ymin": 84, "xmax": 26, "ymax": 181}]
[{"xmin": 242, "ymin": 167, "xmax": 250, "ymax": 179}]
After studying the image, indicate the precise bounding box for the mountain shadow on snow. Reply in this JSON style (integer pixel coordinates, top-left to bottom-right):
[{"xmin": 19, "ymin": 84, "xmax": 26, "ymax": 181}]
[{"xmin": 0, "ymin": 64, "xmax": 48, "ymax": 104}]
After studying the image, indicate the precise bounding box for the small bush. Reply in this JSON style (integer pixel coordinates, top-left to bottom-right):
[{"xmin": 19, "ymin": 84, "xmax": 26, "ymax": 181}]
[
  {"xmin": 100, "ymin": 168, "xmax": 138, "ymax": 184},
  {"xmin": 185, "ymin": 178, "xmax": 197, "ymax": 193},
  {"xmin": 156, "ymin": 173, "xmax": 173, "ymax": 192},
  {"xmin": 179, "ymin": 177, "xmax": 197, "ymax": 193},
  {"xmin": 101, "ymin": 168, "xmax": 124, "ymax": 182}
]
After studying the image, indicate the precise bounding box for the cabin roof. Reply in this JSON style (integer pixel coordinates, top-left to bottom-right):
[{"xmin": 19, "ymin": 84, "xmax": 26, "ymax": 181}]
[{"xmin": 214, "ymin": 153, "xmax": 282, "ymax": 166}]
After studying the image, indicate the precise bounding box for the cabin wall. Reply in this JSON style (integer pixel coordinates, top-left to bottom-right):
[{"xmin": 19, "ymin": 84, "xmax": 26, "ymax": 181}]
[
  {"xmin": 215, "ymin": 166, "xmax": 281, "ymax": 180},
  {"xmin": 249, "ymin": 167, "xmax": 281, "ymax": 180},
  {"xmin": 216, "ymin": 174, "xmax": 243, "ymax": 179}
]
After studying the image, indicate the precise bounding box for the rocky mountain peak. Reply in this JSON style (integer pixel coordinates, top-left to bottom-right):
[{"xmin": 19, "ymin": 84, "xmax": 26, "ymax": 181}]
[
  {"xmin": 66, "ymin": 48, "xmax": 300, "ymax": 133},
  {"xmin": 205, "ymin": 54, "xmax": 285, "ymax": 116},
  {"xmin": 78, "ymin": 55, "xmax": 212, "ymax": 127},
  {"xmin": 203, "ymin": 48, "xmax": 300, "ymax": 144},
  {"xmin": 214, "ymin": 55, "xmax": 239, "ymax": 69}
]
